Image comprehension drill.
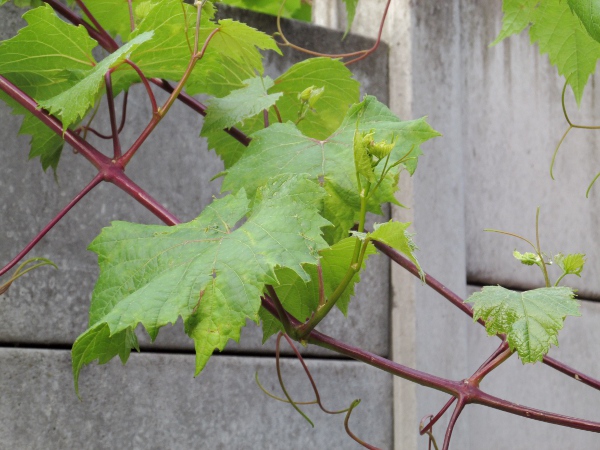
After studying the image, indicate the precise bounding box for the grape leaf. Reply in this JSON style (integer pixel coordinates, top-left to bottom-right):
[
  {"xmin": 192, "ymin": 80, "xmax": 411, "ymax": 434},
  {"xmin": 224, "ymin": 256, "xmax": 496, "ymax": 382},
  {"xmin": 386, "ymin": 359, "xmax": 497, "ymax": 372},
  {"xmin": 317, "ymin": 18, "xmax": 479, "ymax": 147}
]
[
  {"xmin": 260, "ymin": 237, "xmax": 377, "ymax": 342},
  {"xmin": 39, "ymin": 32, "xmax": 153, "ymax": 130},
  {"xmin": 467, "ymin": 286, "xmax": 580, "ymax": 363},
  {"xmin": 0, "ymin": 4, "xmax": 97, "ymax": 172},
  {"xmin": 222, "ymin": 95, "xmax": 440, "ymax": 243},
  {"xmin": 491, "ymin": 0, "xmax": 538, "ymax": 46},
  {"xmin": 568, "ymin": 0, "xmax": 600, "ymax": 44},
  {"xmin": 72, "ymin": 174, "xmax": 330, "ymax": 393},
  {"xmin": 342, "ymin": 0, "xmax": 359, "ymax": 38},
  {"xmin": 370, "ymin": 221, "xmax": 422, "ymax": 279},
  {"xmin": 218, "ymin": 0, "xmax": 311, "ymax": 21},
  {"xmin": 555, "ymin": 253, "xmax": 585, "ymax": 277},
  {"xmin": 271, "ymin": 57, "xmax": 360, "ymax": 140},
  {"xmin": 202, "ymin": 76, "xmax": 283, "ymax": 133},
  {"xmin": 77, "ymin": 0, "xmax": 144, "ymax": 41},
  {"xmin": 530, "ymin": 0, "xmax": 600, "ymax": 105},
  {"xmin": 200, "ymin": 57, "xmax": 359, "ymax": 168}
]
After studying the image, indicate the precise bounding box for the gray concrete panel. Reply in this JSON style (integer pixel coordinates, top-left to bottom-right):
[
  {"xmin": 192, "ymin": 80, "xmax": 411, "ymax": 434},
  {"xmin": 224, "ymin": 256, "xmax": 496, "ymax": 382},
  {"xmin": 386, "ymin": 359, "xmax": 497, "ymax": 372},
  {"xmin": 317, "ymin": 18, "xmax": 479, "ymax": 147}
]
[
  {"xmin": 0, "ymin": 4, "xmax": 391, "ymax": 356},
  {"xmin": 465, "ymin": 285, "xmax": 600, "ymax": 449},
  {"xmin": 462, "ymin": 1, "xmax": 600, "ymax": 299},
  {"xmin": 0, "ymin": 348, "xmax": 393, "ymax": 449}
]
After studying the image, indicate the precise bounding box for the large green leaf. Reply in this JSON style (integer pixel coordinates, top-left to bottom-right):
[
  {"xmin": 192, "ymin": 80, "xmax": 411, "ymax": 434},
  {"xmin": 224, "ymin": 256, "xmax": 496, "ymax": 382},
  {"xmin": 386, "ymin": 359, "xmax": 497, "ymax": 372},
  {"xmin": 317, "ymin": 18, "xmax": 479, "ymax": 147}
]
[
  {"xmin": 491, "ymin": 0, "xmax": 538, "ymax": 46},
  {"xmin": 202, "ymin": 76, "xmax": 283, "ymax": 133},
  {"xmin": 72, "ymin": 174, "xmax": 330, "ymax": 393},
  {"xmin": 467, "ymin": 286, "xmax": 580, "ymax": 363},
  {"xmin": 201, "ymin": 57, "xmax": 359, "ymax": 168},
  {"xmin": 568, "ymin": 0, "xmax": 600, "ymax": 44},
  {"xmin": 530, "ymin": 0, "xmax": 600, "ymax": 104},
  {"xmin": 218, "ymin": 0, "xmax": 311, "ymax": 21},
  {"xmin": 39, "ymin": 32, "xmax": 153, "ymax": 130},
  {"xmin": 0, "ymin": 4, "xmax": 97, "ymax": 172},
  {"xmin": 222, "ymin": 95, "xmax": 440, "ymax": 243}
]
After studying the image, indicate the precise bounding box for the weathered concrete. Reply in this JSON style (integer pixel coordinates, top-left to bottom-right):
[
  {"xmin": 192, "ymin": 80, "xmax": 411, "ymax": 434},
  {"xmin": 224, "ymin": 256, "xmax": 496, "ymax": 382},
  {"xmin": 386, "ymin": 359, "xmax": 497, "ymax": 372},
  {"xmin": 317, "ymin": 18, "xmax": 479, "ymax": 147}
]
[
  {"xmin": 462, "ymin": 1, "xmax": 600, "ymax": 299},
  {"xmin": 0, "ymin": 348, "xmax": 393, "ymax": 449},
  {"xmin": 465, "ymin": 285, "xmax": 600, "ymax": 449},
  {"xmin": 0, "ymin": 4, "xmax": 391, "ymax": 357}
]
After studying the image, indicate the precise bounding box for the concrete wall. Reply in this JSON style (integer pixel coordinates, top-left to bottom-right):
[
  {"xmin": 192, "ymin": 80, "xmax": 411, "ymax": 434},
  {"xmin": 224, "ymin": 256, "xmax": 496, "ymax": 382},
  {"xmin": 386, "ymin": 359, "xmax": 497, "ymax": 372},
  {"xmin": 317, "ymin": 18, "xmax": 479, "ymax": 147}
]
[
  {"xmin": 316, "ymin": 0, "xmax": 600, "ymax": 449},
  {"xmin": 0, "ymin": 4, "xmax": 393, "ymax": 449}
]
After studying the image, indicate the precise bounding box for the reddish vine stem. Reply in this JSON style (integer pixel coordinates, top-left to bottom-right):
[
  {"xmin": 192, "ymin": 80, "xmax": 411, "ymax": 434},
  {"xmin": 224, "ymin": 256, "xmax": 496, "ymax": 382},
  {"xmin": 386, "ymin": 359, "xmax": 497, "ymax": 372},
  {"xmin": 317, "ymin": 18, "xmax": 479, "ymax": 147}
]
[
  {"xmin": 261, "ymin": 295, "xmax": 600, "ymax": 434},
  {"xmin": 124, "ymin": 60, "xmax": 158, "ymax": 114},
  {"xmin": 266, "ymin": 286, "xmax": 293, "ymax": 336},
  {"xmin": 344, "ymin": 399, "xmax": 382, "ymax": 450},
  {"xmin": 344, "ymin": 0, "xmax": 391, "ymax": 66},
  {"xmin": 373, "ymin": 240, "xmax": 600, "ymax": 392},
  {"xmin": 104, "ymin": 71, "xmax": 122, "ymax": 159},
  {"xmin": 74, "ymin": 0, "xmax": 116, "ymax": 53},
  {"xmin": 441, "ymin": 398, "xmax": 466, "ymax": 450},
  {"xmin": 420, "ymin": 398, "xmax": 456, "ymax": 436},
  {"xmin": 0, "ymin": 173, "xmax": 102, "ymax": 278}
]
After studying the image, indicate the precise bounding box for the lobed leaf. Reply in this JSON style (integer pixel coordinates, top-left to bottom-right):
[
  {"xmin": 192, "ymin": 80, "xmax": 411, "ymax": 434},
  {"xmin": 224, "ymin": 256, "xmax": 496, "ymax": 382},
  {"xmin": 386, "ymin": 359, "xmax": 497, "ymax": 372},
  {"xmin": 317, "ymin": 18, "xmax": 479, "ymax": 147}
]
[
  {"xmin": 467, "ymin": 286, "xmax": 580, "ymax": 363},
  {"xmin": 222, "ymin": 95, "xmax": 439, "ymax": 243},
  {"xmin": 529, "ymin": 0, "xmax": 600, "ymax": 105},
  {"xmin": 370, "ymin": 221, "xmax": 423, "ymax": 278},
  {"xmin": 568, "ymin": 0, "xmax": 600, "ymax": 44},
  {"xmin": 202, "ymin": 76, "xmax": 283, "ymax": 133},
  {"xmin": 39, "ymin": 32, "xmax": 153, "ymax": 130},
  {"xmin": 491, "ymin": 0, "xmax": 538, "ymax": 46},
  {"xmin": 72, "ymin": 175, "xmax": 330, "ymax": 393}
]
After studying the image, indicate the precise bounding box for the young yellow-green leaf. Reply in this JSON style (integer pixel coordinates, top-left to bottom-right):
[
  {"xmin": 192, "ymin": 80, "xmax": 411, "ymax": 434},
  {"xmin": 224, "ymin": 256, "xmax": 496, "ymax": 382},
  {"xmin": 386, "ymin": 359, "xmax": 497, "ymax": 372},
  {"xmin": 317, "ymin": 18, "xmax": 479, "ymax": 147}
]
[
  {"xmin": 555, "ymin": 253, "xmax": 585, "ymax": 276},
  {"xmin": 467, "ymin": 286, "xmax": 580, "ymax": 363},
  {"xmin": 370, "ymin": 221, "xmax": 422, "ymax": 278},
  {"xmin": 491, "ymin": 0, "xmax": 538, "ymax": 46},
  {"xmin": 72, "ymin": 174, "xmax": 330, "ymax": 393},
  {"xmin": 568, "ymin": 0, "xmax": 600, "ymax": 44},
  {"xmin": 39, "ymin": 31, "xmax": 153, "ymax": 130},
  {"xmin": 513, "ymin": 250, "xmax": 541, "ymax": 266},
  {"xmin": 530, "ymin": 0, "xmax": 600, "ymax": 104},
  {"xmin": 222, "ymin": 96, "xmax": 440, "ymax": 243},
  {"xmin": 260, "ymin": 237, "xmax": 377, "ymax": 342},
  {"xmin": 354, "ymin": 130, "xmax": 377, "ymax": 183},
  {"xmin": 202, "ymin": 76, "xmax": 283, "ymax": 133}
]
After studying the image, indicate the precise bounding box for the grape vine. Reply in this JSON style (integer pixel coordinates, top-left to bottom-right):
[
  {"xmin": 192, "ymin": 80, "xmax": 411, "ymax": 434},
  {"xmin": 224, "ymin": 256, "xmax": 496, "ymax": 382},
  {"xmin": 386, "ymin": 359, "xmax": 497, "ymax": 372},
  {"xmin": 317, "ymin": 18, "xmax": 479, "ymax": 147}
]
[{"xmin": 1, "ymin": 0, "xmax": 600, "ymax": 448}]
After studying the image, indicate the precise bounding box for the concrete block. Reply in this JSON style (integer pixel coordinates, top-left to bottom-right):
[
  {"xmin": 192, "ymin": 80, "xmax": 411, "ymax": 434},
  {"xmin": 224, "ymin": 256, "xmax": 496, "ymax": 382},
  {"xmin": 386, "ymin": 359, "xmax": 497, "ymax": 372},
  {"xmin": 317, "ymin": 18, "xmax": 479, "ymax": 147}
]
[
  {"xmin": 462, "ymin": 1, "xmax": 600, "ymax": 299},
  {"xmin": 0, "ymin": 348, "xmax": 392, "ymax": 449},
  {"xmin": 465, "ymin": 285, "xmax": 600, "ymax": 449},
  {"xmin": 0, "ymin": 4, "xmax": 391, "ymax": 356}
]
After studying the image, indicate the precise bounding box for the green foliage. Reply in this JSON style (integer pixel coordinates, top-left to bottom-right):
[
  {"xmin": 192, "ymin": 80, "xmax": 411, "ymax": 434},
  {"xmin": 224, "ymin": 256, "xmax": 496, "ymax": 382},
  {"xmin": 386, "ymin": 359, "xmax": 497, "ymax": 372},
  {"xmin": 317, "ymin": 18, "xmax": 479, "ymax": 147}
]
[
  {"xmin": 568, "ymin": 0, "xmax": 600, "ymax": 43},
  {"xmin": 494, "ymin": 0, "xmax": 600, "ymax": 104},
  {"xmin": 72, "ymin": 175, "xmax": 329, "ymax": 392},
  {"xmin": 217, "ymin": 0, "xmax": 311, "ymax": 21},
  {"xmin": 203, "ymin": 76, "xmax": 283, "ymax": 132},
  {"xmin": 201, "ymin": 57, "xmax": 360, "ymax": 168},
  {"xmin": 222, "ymin": 95, "xmax": 439, "ymax": 243},
  {"xmin": 40, "ymin": 32, "xmax": 153, "ymax": 130},
  {"xmin": 370, "ymin": 221, "xmax": 422, "ymax": 278},
  {"xmin": 342, "ymin": 0, "xmax": 359, "ymax": 37},
  {"xmin": 467, "ymin": 286, "xmax": 580, "ymax": 363}
]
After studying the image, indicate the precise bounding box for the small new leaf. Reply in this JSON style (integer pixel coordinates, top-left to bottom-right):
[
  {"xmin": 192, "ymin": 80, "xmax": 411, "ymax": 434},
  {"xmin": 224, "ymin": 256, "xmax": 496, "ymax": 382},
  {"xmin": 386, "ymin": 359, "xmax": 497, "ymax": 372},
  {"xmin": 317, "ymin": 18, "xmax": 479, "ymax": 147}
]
[
  {"xmin": 467, "ymin": 286, "xmax": 580, "ymax": 363},
  {"xmin": 513, "ymin": 250, "xmax": 541, "ymax": 266},
  {"xmin": 555, "ymin": 253, "xmax": 585, "ymax": 277},
  {"xmin": 370, "ymin": 221, "xmax": 423, "ymax": 279}
]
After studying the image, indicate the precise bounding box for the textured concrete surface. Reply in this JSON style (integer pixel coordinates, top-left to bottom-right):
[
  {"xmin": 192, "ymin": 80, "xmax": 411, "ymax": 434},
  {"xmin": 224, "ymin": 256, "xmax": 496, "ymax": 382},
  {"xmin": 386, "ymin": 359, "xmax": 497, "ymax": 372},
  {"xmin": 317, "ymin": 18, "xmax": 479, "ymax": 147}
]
[
  {"xmin": 462, "ymin": 1, "xmax": 600, "ymax": 299},
  {"xmin": 0, "ymin": 348, "xmax": 393, "ymax": 449},
  {"xmin": 465, "ymin": 285, "xmax": 600, "ymax": 449},
  {"xmin": 0, "ymin": 4, "xmax": 391, "ymax": 356}
]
